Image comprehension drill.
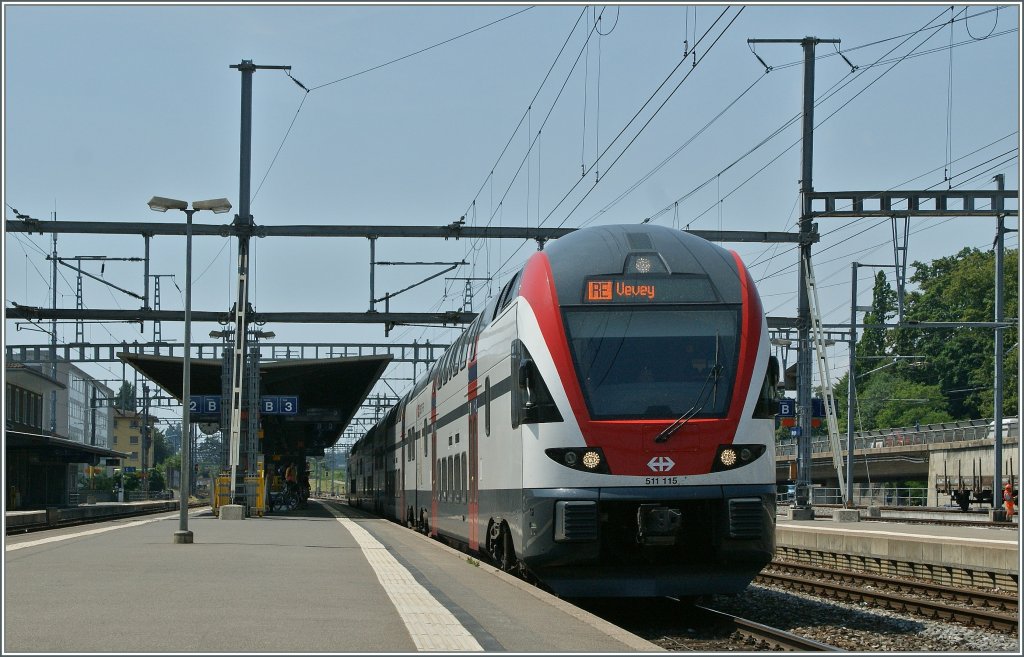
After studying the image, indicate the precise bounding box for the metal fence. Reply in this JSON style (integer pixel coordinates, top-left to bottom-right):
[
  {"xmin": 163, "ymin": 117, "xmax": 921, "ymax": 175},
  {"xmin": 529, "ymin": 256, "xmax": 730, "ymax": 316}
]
[
  {"xmin": 777, "ymin": 485, "xmax": 930, "ymax": 507},
  {"xmin": 775, "ymin": 418, "xmax": 1011, "ymax": 458}
]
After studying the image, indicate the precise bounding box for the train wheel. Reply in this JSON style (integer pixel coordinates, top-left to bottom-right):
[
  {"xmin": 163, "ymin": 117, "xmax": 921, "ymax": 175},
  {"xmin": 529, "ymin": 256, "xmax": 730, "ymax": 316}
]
[
  {"xmin": 488, "ymin": 522, "xmax": 515, "ymax": 572},
  {"xmin": 487, "ymin": 521, "xmax": 503, "ymax": 565},
  {"xmin": 499, "ymin": 525, "xmax": 516, "ymax": 573}
]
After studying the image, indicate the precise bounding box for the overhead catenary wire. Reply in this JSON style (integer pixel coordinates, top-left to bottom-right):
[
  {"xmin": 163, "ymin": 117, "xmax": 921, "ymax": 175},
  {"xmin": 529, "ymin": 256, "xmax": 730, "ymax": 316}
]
[
  {"xmin": 482, "ymin": 6, "xmax": 741, "ymax": 287},
  {"xmin": 249, "ymin": 6, "xmax": 537, "ymax": 208},
  {"xmin": 666, "ymin": 5, "xmax": 961, "ymax": 233}
]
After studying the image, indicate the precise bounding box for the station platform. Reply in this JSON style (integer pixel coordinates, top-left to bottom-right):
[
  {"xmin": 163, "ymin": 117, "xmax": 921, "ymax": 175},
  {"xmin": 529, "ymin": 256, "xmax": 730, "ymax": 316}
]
[
  {"xmin": 3, "ymin": 498, "xmax": 661, "ymax": 653},
  {"xmin": 776, "ymin": 513, "xmax": 1020, "ymax": 592}
]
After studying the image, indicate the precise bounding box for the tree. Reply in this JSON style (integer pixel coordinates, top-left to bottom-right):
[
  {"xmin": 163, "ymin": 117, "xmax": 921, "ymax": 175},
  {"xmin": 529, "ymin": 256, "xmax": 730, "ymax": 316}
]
[
  {"xmin": 855, "ymin": 271, "xmax": 898, "ymax": 387},
  {"xmin": 855, "ymin": 371, "xmax": 952, "ymax": 431},
  {"xmin": 845, "ymin": 247, "xmax": 1017, "ymax": 429},
  {"xmin": 195, "ymin": 433, "xmax": 225, "ymax": 476},
  {"xmin": 114, "ymin": 381, "xmax": 136, "ymax": 412},
  {"xmin": 146, "ymin": 468, "xmax": 165, "ymax": 492},
  {"xmin": 896, "ymin": 248, "xmax": 1018, "ymax": 419},
  {"xmin": 151, "ymin": 427, "xmax": 172, "ymax": 466}
]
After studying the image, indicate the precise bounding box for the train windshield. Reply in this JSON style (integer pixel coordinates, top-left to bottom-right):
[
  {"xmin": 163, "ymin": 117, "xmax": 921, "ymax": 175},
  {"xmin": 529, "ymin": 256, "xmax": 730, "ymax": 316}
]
[{"xmin": 563, "ymin": 307, "xmax": 740, "ymax": 420}]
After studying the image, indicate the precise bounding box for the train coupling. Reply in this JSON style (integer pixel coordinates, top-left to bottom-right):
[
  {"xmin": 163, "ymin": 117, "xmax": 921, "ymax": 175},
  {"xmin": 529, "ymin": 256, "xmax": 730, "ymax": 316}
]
[{"xmin": 636, "ymin": 504, "xmax": 682, "ymax": 546}]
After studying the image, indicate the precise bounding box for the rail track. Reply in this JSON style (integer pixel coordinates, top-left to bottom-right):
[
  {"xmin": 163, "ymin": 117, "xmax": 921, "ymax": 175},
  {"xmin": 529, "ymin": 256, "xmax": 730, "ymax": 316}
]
[
  {"xmin": 570, "ymin": 596, "xmax": 843, "ymax": 651},
  {"xmin": 691, "ymin": 604, "xmax": 843, "ymax": 651},
  {"xmin": 5, "ymin": 501, "xmax": 204, "ymax": 535},
  {"xmin": 757, "ymin": 562, "xmax": 1019, "ymax": 633}
]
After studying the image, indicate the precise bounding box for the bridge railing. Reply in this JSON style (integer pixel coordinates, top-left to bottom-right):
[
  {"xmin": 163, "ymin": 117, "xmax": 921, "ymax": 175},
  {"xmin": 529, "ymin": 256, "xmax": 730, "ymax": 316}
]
[
  {"xmin": 777, "ymin": 485, "xmax": 930, "ymax": 507},
  {"xmin": 775, "ymin": 418, "xmax": 1000, "ymax": 458}
]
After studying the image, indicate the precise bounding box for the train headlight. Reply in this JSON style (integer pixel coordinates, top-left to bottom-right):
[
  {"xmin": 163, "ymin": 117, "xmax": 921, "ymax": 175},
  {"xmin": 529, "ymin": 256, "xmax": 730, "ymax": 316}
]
[
  {"xmin": 624, "ymin": 253, "xmax": 667, "ymax": 274},
  {"xmin": 710, "ymin": 444, "xmax": 766, "ymax": 472},
  {"xmin": 545, "ymin": 447, "xmax": 611, "ymax": 474}
]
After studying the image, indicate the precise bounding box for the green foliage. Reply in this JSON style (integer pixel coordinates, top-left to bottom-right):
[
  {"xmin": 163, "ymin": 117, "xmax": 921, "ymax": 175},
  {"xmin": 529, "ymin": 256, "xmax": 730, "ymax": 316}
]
[
  {"xmin": 114, "ymin": 382, "xmax": 135, "ymax": 412},
  {"xmin": 195, "ymin": 434, "xmax": 225, "ymax": 477},
  {"xmin": 857, "ymin": 271, "xmax": 898, "ymax": 371},
  {"xmin": 151, "ymin": 427, "xmax": 172, "ymax": 466},
  {"xmin": 895, "ymin": 247, "xmax": 1018, "ymax": 419},
  {"xmin": 850, "ymin": 247, "xmax": 1018, "ymax": 426},
  {"xmin": 855, "ymin": 371, "xmax": 952, "ymax": 431},
  {"xmin": 146, "ymin": 468, "xmax": 165, "ymax": 492}
]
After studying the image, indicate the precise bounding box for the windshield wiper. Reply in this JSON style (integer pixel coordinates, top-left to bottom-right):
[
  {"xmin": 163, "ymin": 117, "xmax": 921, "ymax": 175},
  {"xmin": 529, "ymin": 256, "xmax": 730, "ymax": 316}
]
[{"xmin": 654, "ymin": 334, "xmax": 722, "ymax": 444}]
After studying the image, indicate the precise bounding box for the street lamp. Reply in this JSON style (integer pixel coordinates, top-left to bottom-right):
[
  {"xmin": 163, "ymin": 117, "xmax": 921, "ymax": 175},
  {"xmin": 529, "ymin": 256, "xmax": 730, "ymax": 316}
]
[{"xmin": 149, "ymin": 196, "xmax": 232, "ymax": 544}]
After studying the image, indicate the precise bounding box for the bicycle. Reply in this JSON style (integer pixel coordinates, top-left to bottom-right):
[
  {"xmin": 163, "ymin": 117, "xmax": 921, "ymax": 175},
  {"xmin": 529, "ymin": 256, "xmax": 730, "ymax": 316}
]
[{"xmin": 270, "ymin": 487, "xmax": 300, "ymax": 512}]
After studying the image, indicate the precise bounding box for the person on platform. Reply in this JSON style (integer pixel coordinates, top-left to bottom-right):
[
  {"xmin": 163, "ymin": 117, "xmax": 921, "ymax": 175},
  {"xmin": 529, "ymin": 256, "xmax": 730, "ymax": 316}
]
[
  {"xmin": 1003, "ymin": 483, "xmax": 1016, "ymax": 519},
  {"xmin": 285, "ymin": 462, "xmax": 298, "ymax": 497},
  {"xmin": 265, "ymin": 465, "xmax": 277, "ymax": 513}
]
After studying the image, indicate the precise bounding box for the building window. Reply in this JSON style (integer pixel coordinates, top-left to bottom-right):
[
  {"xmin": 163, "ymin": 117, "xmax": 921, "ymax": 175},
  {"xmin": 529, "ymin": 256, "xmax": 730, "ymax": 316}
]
[{"xmin": 130, "ymin": 435, "xmax": 139, "ymax": 444}]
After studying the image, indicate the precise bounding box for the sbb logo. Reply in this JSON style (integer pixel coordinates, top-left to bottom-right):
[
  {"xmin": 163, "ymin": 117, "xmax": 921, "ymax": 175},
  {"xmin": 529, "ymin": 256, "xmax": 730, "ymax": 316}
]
[{"xmin": 647, "ymin": 456, "xmax": 675, "ymax": 472}]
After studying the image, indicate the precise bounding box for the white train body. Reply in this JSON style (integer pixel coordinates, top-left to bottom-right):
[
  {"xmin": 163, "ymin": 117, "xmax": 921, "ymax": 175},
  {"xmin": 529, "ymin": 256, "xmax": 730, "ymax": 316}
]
[{"xmin": 349, "ymin": 224, "xmax": 778, "ymax": 597}]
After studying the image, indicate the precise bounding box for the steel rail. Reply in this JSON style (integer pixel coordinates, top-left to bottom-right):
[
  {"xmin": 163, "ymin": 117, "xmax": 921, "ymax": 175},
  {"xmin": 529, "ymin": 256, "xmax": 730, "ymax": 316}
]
[
  {"xmin": 756, "ymin": 568, "xmax": 1018, "ymax": 633},
  {"xmin": 694, "ymin": 605, "xmax": 844, "ymax": 651}
]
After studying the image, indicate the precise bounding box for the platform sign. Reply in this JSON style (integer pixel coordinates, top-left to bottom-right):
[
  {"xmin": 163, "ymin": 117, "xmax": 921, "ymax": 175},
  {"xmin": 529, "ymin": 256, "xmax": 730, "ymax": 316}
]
[
  {"xmin": 260, "ymin": 396, "xmax": 299, "ymax": 416},
  {"xmin": 778, "ymin": 399, "xmax": 795, "ymax": 417},
  {"xmin": 123, "ymin": 466, "xmax": 137, "ymax": 473},
  {"xmin": 261, "ymin": 396, "xmax": 280, "ymax": 414},
  {"xmin": 202, "ymin": 396, "xmax": 220, "ymax": 415},
  {"xmin": 790, "ymin": 427, "xmax": 802, "ymax": 438},
  {"xmin": 189, "ymin": 395, "xmax": 221, "ymax": 416},
  {"xmin": 279, "ymin": 396, "xmax": 298, "ymax": 415}
]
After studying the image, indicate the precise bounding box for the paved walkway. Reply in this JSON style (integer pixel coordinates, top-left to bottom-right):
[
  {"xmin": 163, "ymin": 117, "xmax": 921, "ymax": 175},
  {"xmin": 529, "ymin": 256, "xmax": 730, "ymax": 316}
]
[{"xmin": 4, "ymin": 499, "xmax": 661, "ymax": 653}]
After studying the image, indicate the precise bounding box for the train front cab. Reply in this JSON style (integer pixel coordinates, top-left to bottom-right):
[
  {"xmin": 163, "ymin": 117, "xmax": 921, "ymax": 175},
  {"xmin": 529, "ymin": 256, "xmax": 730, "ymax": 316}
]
[{"xmin": 501, "ymin": 233, "xmax": 778, "ymax": 598}]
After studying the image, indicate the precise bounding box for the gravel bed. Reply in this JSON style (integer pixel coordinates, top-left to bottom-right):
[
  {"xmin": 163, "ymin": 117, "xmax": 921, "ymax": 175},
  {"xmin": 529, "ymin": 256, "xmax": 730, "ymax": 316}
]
[{"xmin": 700, "ymin": 584, "xmax": 1020, "ymax": 652}]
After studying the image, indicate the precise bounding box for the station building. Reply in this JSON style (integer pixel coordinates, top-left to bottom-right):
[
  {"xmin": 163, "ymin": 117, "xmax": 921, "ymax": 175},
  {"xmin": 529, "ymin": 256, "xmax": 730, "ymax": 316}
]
[{"xmin": 4, "ymin": 359, "xmax": 126, "ymax": 510}]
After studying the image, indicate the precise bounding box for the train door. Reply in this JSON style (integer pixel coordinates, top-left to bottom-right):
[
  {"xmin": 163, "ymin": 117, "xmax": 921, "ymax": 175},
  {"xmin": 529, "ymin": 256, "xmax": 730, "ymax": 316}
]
[
  {"xmin": 430, "ymin": 380, "xmax": 439, "ymax": 537},
  {"xmin": 467, "ymin": 333, "xmax": 481, "ymax": 550},
  {"xmin": 476, "ymin": 301, "xmax": 523, "ymax": 549},
  {"xmin": 399, "ymin": 424, "xmax": 406, "ymax": 524},
  {"xmin": 419, "ymin": 417, "xmax": 428, "ymax": 529}
]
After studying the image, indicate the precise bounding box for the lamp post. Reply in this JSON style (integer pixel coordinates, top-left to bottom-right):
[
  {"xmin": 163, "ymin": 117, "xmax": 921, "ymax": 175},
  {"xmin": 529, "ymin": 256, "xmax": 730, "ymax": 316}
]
[{"xmin": 149, "ymin": 196, "xmax": 232, "ymax": 544}]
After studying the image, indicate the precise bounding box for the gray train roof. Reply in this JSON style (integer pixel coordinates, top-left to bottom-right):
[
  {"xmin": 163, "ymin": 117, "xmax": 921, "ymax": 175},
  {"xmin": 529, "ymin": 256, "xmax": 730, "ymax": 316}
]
[{"xmin": 543, "ymin": 224, "xmax": 742, "ymax": 305}]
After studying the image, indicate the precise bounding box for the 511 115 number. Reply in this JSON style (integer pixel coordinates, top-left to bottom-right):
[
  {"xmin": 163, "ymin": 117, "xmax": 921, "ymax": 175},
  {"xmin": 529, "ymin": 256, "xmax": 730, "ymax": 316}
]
[{"xmin": 645, "ymin": 476, "xmax": 678, "ymax": 485}]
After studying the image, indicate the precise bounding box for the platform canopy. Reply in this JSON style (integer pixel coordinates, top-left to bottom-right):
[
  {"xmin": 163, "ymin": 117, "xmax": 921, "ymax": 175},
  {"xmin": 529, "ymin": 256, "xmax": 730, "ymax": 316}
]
[
  {"xmin": 5, "ymin": 430, "xmax": 130, "ymax": 465},
  {"xmin": 117, "ymin": 352, "xmax": 392, "ymax": 457}
]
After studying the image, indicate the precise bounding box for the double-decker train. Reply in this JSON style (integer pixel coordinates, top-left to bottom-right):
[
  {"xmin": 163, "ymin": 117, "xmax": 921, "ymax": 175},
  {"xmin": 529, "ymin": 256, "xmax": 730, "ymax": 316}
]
[{"xmin": 347, "ymin": 223, "xmax": 779, "ymax": 598}]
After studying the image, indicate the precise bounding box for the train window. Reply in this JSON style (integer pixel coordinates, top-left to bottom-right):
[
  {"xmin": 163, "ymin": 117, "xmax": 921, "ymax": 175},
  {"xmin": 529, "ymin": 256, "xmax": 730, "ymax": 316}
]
[
  {"xmin": 484, "ymin": 377, "xmax": 491, "ymax": 436},
  {"xmin": 453, "ymin": 336, "xmax": 464, "ymax": 377},
  {"xmin": 468, "ymin": 316, "xmax": 481, "ymax": 362},
  {"xmin": 424, "ymin": 419, "xmax": 429, "ymax": 456},
  {"xmin": 563, "ymin": 307, "xmax": 739, "ymax": 420},
  {"xmin": 461, "ymin": 452, "xmax": 468, "ymax": 501},
  {"xmin": 753, "ymin": 356, "xmax": 781, "ymax": 418},
  {"xmin": 495, "ymin": 271, "xmax": 522, "ymax": 317},
  {"xmin": 511, "ymin": 339, "xmax": 563, "ymax": 428},
  {"xmin": 447, "ymin": 456, "xmax": 454, "ymax": 503},
  {"xmin": 454, "ymin": 453, "xmax": 462, "ymax": 503},
  {"xmin": 459, "ymin": 333, "xmax": 470, "ymax": 370},
  {"xmin": 439, "ymin": 458, "xmax": 446, "ymax": 501}
]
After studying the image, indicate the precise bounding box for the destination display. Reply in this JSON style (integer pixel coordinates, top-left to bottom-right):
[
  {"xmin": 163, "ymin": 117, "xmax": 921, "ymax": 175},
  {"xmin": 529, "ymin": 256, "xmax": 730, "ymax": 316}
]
[{"xmin": 582, "ymin": 276, "xmax": 716, "ymax": 304}]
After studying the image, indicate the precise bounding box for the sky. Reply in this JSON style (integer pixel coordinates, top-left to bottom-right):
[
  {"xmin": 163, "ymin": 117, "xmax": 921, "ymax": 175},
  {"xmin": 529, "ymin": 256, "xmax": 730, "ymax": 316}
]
[{"xmin": 3, "ymin": 2, "xmax": 1021, "ymax": 431}]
